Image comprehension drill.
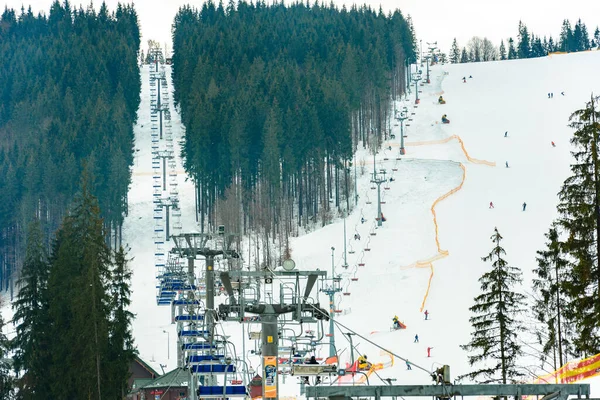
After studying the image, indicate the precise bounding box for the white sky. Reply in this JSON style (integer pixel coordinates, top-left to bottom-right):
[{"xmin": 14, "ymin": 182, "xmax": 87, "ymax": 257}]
[{"xmin": 3, "ymin": 0, "xmax": 599, "ymax": 55}]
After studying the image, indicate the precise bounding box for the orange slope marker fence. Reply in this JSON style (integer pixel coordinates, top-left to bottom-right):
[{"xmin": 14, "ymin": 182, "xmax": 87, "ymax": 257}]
[{"xmin": 400, "ymin": 135, "xmax": 495, "ymax": 310}]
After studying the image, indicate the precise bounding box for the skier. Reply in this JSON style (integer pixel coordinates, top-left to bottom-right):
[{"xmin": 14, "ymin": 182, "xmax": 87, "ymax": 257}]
[
  {"xmin": 522, "ymin": 202, "xmax": 527, "ymax": 211},
  {"xmin": 561, "ymin": 91, "xmax": 565, "ymax": 96},
  {"xmin": 414, "ymin": 334, "xmax": 419, "ymax": 343},
  {"xmin": 551, "ymin": 93, "xmax": 554, "ymax": 98},
  {"xmin": 388, "ymin": 146, "xmax": 392, "ymax": 150},
  {"xmin": 441, "ymin": 114, "xmax": 450, "ymax": 124},
  {"xmin": 505, "ymin": 161, "xmax": 509, "ymax": 168},
  {"xmin": 389, "ymin": 177, "xmax": 395, "ymax": 182},
  {"xmin": 463, "ymin": 78, "xmax": 466, "ymax": 83},
  {"xmin": 293, "ymin": 352, "xmax": 303, "ymax": 365},
  {"xmin": 303, "ymin": 355, "xmax": 321, "ymax": 385},
  {"xmin": 424, "ymin": 310, "xmax": 429, "ymax": 320},
  {"xmin": 427, "ymin": 347, "xmax": 433, "ymax": 357},
  {"xmin": 406, "ymin": 360, "xmax": 412, "ymax": 370},
  {"xmin": 504, "ymin": 131, "xmax": 508, "ymax": 137},
  {"xmin": 393, "ymin": 315, "xmax": 400, "ymax": 329},
  {"xmin": 552, "ymin": 141, "xmax": 556, "ymax": 147},
  {"xmin": 489, "ymin": 201, "xmax": 494, "ymax": 209},
  {"xmin": 469, "ymin": 75, "xmax": 473, "ymax": 78},
  {"xmin": 361, "ymin": 217, "xmax": 365, "ymax": 224},
  {"xmin": 548, "ymin": 93, "xmax": 551, "ymax": 99},
  {"xmin": 381, "ymin": 213, "xmax": 387, "ymax": 222},
  {"xmin": 357, "ymin": 355, "xmax": 371, "ymax": 371},
  {"xmin": 438, "ymin": 96, "xmax": 446, "ymax": 104}
]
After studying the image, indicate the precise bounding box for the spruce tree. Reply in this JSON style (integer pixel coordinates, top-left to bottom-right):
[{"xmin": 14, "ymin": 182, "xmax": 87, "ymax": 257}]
[
  {"xmin": 461, "ymin": 227, "xmax": 526, "ymax": 383},
  {"xmin": 507, "ymin": 38, "xmax": 517, "ymax": 59},
  {"xmin": 46, "ymin": 172, "xmax": 113, "ymax": 398},
  {"xmin": 499, "ymin": 39, "xmax": 507, "ymax": 60},
  {"xmin": 0, "ymin": 305, "xmax": 15, "ymax": 398},
  {"xmin": 517, "ymin": 21, "xmax": 531, "ymax": 58},
  {"xmin": 106, "ymin": 246, "xmax": 136, "ymax": 399},
  {"xmin": 450, "ymin": 38, "xmax": 461, "ymax": 63},
  {"xmin": 556, "ymin": 94, "xmax": 600, "ymax": 355},
  {"xmin": 460, "ymin": 47, "xmax": 469, "ymax": 63},
  {"xmin": 12, "ymin": 220, "xmax": 52, "ymax": 397},
  {"xmin": 533, "ymin": 226, "xmax": 575, "ymax": 371}
]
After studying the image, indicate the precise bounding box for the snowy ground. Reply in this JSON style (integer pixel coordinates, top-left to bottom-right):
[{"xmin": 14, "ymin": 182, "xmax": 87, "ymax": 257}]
[{"xmin": 4, "ymin": 51, "xmax": 600, "ymax": 396}]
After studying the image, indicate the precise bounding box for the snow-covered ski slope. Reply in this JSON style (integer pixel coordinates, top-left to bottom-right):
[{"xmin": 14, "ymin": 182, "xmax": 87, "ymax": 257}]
[
  {"xmin": 277, "ymin": 51, "xmax": 600, "ymax": 393},
  {"xmin": 4, "ymin": 51, "xmax": 600, "ymax": 395}
]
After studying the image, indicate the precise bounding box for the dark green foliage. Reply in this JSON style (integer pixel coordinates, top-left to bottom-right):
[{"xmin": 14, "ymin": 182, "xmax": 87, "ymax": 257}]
[
  {"xmin": 12, "ymin": 220, "xmax": 52, "ymax": 397},
  {"xmin": 460, "ymin": 48, "xmax": 469, "ymax": 63},
  {"xmin": 555, "ymin": 95, "xmax": 600, "ymax": 355},
  {"xmin": 0, "ymin": 1, "xmax": 140, "ymax": 291},
  {"xmin": 461, "ymin": 228, "xmax": 526, "ymax": 384},
  {"xmin": 0, "ymin": 305, "xmax": 15, "ymax": 398},
  {"xmin": 533, "ymin": 226, "xmax": 575, "ymax": 371},
  {"xmin": 172, "ymin": 1, "xmax": 415, "ymax": 237}
]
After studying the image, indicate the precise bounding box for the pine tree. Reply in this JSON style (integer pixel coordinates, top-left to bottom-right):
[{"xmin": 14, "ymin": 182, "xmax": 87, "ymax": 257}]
[
  {"xmin": 461, "ymin": 227, "xmax": 526, "ymax": 384},
  {"xmin": 106, "ymin": 246, "xmax": 136, "ymax": 399},
  {"xmin": 0, "ymin": 305, "xmax": 15, "ymax": 398},
  {"xmin": 507, "ymin": 37, "xmax": 517, "ymax": 59},
  {"xmin": 499, "ymin": 39, "xmax": 507, "ymax": 60},
  {"xmin": 559, "ymin": 20, "xmax": 573, "ymax": 52},
  {"xmin": 533, "ymin": 226, "xmax": 575, "ymax": 372},
  {"xmin": 594, "ymin": 27, "xmax": 600, "ymax": 49},
  {"xmin": 11, "ymin": 220, "xmax": 52, "ymax": 397},
  {"xmin": 450, "ymin": 38, "xmax": 461, "ymax": 63},
  {"xmin": 556, "ymin": 94, "xmax": 600, "ymax": 355}
]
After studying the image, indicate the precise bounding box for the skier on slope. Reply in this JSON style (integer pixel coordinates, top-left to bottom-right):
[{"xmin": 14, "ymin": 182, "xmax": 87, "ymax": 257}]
[
  {"xmin": 489, "ymin": 201, "xmax": 494, "ymax": 209},
  {"xmin": 427, "ymin": 347, "xmax": 433, "ymax": 357},
  {"xmin": 505, "ymin": 161, "xmax": 509, "ymax": 168},
  {"xmin": 438, "ymin": 96, "xmax": 446, "ymax": 104},
  {"xmin": 552, "ymin": 141, "xmax": 556, "ymax": 147},
  {"xmin": 424, "ymin": 310, "xmax": 429, "ymax": 320},
  {"xmin": 523, "ymin": 202, "xmax": 527, "ymax": 211},
  {"xmin": 441, "ymin": 114, "xmax": 450, "ymax": 124}
]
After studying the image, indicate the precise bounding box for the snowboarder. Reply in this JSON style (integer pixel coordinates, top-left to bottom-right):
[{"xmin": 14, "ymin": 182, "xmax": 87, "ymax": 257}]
[
  {"xmin": 427, "ymin": 347, "xmax": 433, "ymax": 357},
  {"xmin": 389, "ymin": 177, "xmax": 395, "ymax": 182},
  {"xmin": 469, "ymin": 75, "xmax": 472, "ymax": 78},
  {"xmin": 522, "ymin": 202, "xmax": 527, "ymax": 211},
  {"xmin": 489, "ymin": 201, "xmax": 494, "ymax": 209},
  {"xmin": 552, "ymin": 141, "xmax": 556, "ymax": 147},
  {"xmin": 561, "ymin": 91, "xmax": 565, "ymax": 96},
  {"xmin": 388, "ymin": 146, "xmax": 392, "ymax": 150},
  {"xmin": 354, "ymin": 233, "xmax": 361, "ymax": 240},
  {"xmin": 504, "ymin": 131, "xmax": 508, "ymax": 137},
  {"xmin": 505, "ymin": 161, "xmax": 509, "ymax": 168},
  {"xmin": 406, "ymin": 360, "xmax": 412, "ymax": 370},
  {"xmin": 361, "ymin": 217, "xmax": 365, "ymax": 224},
  {"xmin": 393, "ymin": 315, "xmax": 400, "ymax": 329},
  {"xmin": 414, "ymin": 334, "xmax": 419, "ymax": 343},
  {"xmin": 438, "ymin": 96, "xmax": 446, "ymax": 104},
  {"xmin": 463, "ymin": 78, "xmax": 466, "ymax": 83},
  {"xmin": 441, "ymin": 114, "xmax": 450, "ymax": 124},
  {"xmin": 381, "ymin": 213, "xmax": 387, "ymax": 222},
  {"xmin": 424, "ymin": 310, "xmax": 429, "ymax": 320}
]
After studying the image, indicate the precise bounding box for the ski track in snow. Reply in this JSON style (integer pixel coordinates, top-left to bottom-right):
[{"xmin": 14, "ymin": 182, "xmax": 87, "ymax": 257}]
[{"xmin": 4, "ymin": 51, "xmax": 600, "ymax": 396}]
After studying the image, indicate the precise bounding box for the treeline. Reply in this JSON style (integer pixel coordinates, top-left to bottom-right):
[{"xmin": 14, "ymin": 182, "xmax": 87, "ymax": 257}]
[
  {"xmin": 450, "ymin": 19, "xmax": 600, "ymax": 63},
  {"xmin": 0, "ymin": 176, "xmax": 135, "ymax": 398},
  {"xmin": 461, "ymin": 97, "xmax": 600, "ymax": 384},
  {"xmin": 172, "ymin": 0, "xmax": 416, "ymax": 265},
  {"xmin": 0, "ymin": 1, "xmax": 141, "ymax": 291}
]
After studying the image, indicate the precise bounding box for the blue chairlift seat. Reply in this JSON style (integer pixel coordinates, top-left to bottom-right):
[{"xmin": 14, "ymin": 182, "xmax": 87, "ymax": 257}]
[
  {"xmin": 191, "ymin": 364, "xmax": 235, "ymax": 374},
  {"xmin": 197, "ymin": 386, "xmax": 246, "ymax": 397},
  {"xmin": 183, "ymin": 343, "xmax": 216, "ymax": 350}
]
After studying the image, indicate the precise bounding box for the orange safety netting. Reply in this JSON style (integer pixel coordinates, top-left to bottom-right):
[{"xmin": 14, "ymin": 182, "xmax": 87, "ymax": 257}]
[
  {"xmin": 337, "ymin": 352, "xmax": 394, "ymax": 384},
  {"xmin": 533, "ymin": 352, "xmax": 600, "ymax": 384},
  {"xmin": 399, "ymin": 135, "xmax": 495, "ymax": 311}
]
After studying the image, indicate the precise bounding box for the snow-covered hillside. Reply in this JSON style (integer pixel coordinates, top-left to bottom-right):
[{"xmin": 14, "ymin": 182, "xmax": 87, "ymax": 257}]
[{"xmin": 4, "ymin": 51, "xmax": 600, "ymax": 396}]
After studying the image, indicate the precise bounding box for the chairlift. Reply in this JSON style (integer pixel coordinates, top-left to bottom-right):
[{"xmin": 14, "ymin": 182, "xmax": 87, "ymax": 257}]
[
  {"xmin": 384, "ymin": 157, "xmax": 389, "ymax": 161},
  {"xmin": 334, "ymin": 310, "xmax": 342, "ymax": 313},
  {"xmin": 349, "ymin": 250, "xmax": 355, "ymax": 254},
  {"xmin": 364, "ymin": 248, "xmax": 371, "ymax": 252},
  {"xmin": 380, "ymin": 201, "xmax": 386, "ymax": 204},
  {"xmin": 358, "ymin": 263, "xmax": 365, "ymax": 267},
  {"xmin": 392, "ymin": 168, "xmax": 398, "ymax": 171},
  {"xmin": 370, "ymin": 232, "xmax": 376, "ymax": 236},
  {"xmin": 343, "ymin": 292, "xmax": 351, "ymax": 296},
  {"xmin": 366, "ymin": 201, "xmax": 372, "ymax": 204},
  {"xmin": 351, "ymin": 277, "xmax": 358, "ymax": 281}
]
